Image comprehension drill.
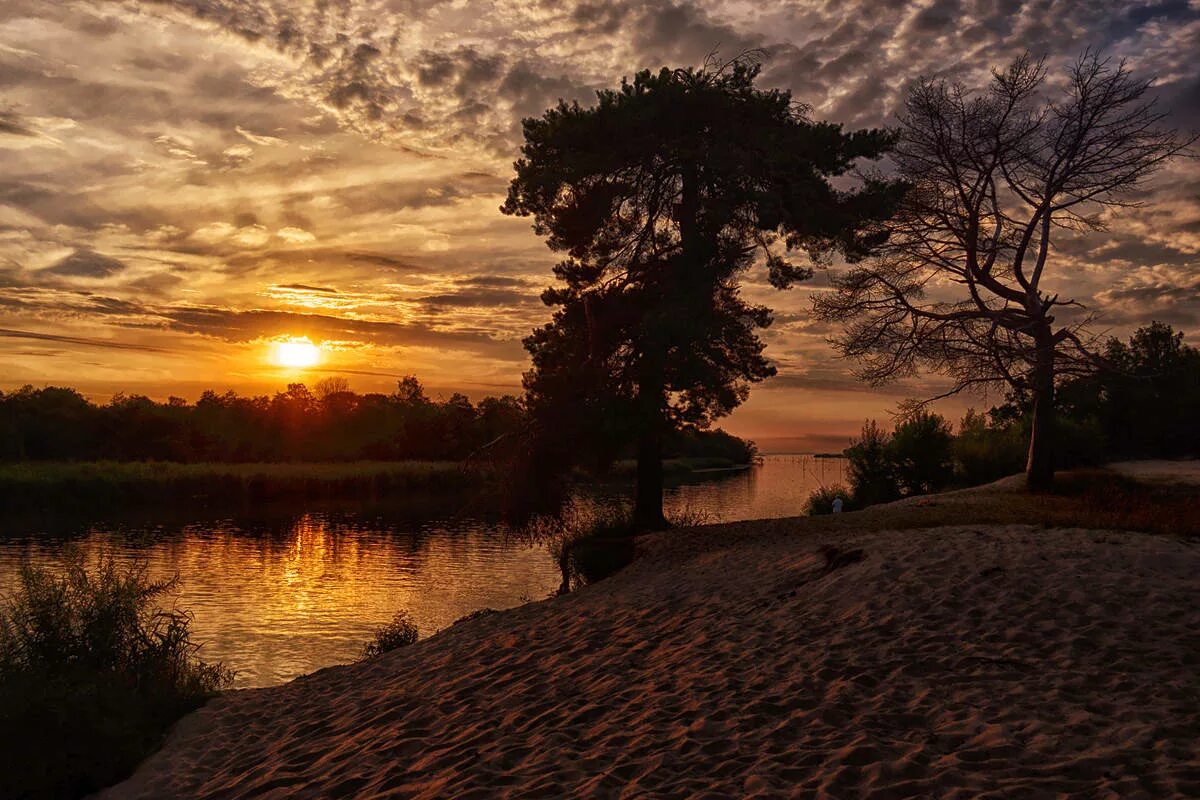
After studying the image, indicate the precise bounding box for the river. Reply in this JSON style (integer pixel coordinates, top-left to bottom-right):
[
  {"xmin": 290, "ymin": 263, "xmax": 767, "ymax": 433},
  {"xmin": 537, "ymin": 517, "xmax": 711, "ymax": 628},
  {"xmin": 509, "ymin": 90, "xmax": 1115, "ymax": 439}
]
[{"xmin": 0, "ymin": 454, "xmax": 846, "ymax": 687}]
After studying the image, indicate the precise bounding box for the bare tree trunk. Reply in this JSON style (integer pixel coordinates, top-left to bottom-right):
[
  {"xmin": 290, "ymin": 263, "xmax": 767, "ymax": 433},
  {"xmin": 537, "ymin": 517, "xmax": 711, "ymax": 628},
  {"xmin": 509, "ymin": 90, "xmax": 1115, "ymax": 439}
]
[{"xmin": 1026, "ymin": 331, "xmax": 1056, "ymax": 491}]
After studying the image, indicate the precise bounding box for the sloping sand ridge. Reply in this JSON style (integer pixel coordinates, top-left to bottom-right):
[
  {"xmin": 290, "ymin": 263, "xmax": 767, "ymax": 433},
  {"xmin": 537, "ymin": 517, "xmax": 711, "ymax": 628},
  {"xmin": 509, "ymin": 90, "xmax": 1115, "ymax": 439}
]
[{"xmin": 102, "ymin": 512, "xmax": 1200, "ymax": 797}]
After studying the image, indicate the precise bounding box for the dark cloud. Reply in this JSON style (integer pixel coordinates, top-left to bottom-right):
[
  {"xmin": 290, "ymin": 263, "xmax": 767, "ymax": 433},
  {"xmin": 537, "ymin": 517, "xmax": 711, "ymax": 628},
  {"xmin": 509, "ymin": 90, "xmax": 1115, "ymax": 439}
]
[
  {"xmin": 0, "ymin": 110, "xmax": 37, "ymax": 137},
  {"xmin": 418, "ymin": 288, "xmax": 536, "ymax": 308},
  {"xmin": 455, "ymin": 275, "xmax": 537, "ymax": 289},
  {"xmin": 147, "ymin": 305, "xmax": 527, "ymax": 359},
  {"xmin": 0, "ymin": 327, "xmax": 170, "ymax": 352},
  {"xmin": 43, "ymin": 248, "xmax": 128, "ymax": 278},
  {"xmin": 275, "ymin": 283, "xmax": 338, "ymax": 293},
  {"xmin": 348, "ymin": 252, "xmax": 426, "ymax": 271},
  {"xmin": 1094, "ymin": 272, "xmax": 1200, "ymax": 326}
]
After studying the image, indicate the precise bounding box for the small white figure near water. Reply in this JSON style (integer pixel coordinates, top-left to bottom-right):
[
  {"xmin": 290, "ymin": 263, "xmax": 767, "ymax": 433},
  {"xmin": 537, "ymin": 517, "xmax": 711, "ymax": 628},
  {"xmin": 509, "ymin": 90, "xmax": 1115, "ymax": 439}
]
[{"xmin": 832, "ymin": 497, "xmax": 843, "ymax": 514}]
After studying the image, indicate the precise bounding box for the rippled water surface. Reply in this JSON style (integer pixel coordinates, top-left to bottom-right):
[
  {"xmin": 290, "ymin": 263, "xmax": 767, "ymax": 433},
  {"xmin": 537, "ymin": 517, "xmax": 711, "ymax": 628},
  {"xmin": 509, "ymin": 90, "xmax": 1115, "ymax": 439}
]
[{"xmin": 0, "ymin": 455, "xmax": 844, "ymax": 687}]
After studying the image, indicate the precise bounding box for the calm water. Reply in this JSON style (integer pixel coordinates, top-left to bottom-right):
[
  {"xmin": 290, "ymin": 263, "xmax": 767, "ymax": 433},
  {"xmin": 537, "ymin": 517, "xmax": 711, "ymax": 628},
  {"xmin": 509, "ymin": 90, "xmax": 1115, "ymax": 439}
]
[{"xmin": 0, "ymin": 455, "xmax": 844, "ymax": 687}]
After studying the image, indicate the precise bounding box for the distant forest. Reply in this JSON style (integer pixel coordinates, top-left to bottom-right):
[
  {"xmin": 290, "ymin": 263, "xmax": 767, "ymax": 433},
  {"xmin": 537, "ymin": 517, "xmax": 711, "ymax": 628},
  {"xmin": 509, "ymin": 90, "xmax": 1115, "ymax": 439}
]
[{"xmin": 0, "ymin": 375, "xmax": 754, "ymax": 465}]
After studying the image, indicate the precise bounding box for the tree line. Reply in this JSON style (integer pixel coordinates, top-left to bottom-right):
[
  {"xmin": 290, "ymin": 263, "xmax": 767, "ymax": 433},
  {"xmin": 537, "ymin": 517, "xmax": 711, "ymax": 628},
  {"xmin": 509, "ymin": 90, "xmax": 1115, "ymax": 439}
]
[
  {"xmin": 0, "ymin": 375, "xmax": 753, "ymax": 466},
  {"xmin": 813, "ymin": 322, "xmax": 1200, "ymax": 512}
]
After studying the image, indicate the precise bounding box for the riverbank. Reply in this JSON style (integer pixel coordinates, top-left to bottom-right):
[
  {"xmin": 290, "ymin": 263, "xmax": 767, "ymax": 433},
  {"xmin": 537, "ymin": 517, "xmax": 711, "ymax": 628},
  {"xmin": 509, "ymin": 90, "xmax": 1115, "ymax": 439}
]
[
  {"xmin": 100, "ymin": 466, "xmax": 1199, "ymax": 798},
  {"xmin": 0, "ymin": 461, "xmax": 481, "ymax": 512},
  {"xmin": 0, "ymin": 457, "xmax": 757, "ymax": 514}
]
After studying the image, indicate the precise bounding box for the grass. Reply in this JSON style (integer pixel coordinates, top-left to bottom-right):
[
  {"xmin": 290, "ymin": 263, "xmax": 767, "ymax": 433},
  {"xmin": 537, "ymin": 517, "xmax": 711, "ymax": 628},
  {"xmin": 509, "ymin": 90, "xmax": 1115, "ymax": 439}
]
[
  {"xmin": 0, "ymin": 549, "xmax": 232, "ymax": 799},
  {"xmin": 518, "ymin": 502, "xmax": 720, "ymax": 594},
  {"xmin": 0, "ymin": 460, "xmax": 485, "ymax": 512}
]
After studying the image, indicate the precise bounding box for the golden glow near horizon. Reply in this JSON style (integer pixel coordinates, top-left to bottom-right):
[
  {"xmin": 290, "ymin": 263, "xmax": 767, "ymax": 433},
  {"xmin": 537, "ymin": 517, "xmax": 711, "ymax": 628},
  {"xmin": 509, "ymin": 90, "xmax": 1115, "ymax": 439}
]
[
  {"xmin": 270, "ymin": 338, "xmax": 322, "ymax": 370},
  {"xmin": 1, "ymin": 1, "xmax": 1197, "ymax": 440}
]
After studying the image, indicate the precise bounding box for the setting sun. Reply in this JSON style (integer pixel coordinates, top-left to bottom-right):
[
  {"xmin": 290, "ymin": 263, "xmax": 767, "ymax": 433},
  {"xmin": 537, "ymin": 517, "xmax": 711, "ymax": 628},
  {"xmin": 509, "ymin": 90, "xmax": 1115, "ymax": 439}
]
[{"xmin": 270, "ymin": 338, "xmax": 321, "ymax": 369}]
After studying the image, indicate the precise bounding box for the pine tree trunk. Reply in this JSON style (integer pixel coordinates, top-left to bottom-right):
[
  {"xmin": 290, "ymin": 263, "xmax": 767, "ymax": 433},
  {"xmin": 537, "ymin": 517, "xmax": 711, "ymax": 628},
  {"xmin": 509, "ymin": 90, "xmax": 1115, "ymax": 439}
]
[
  {"xmin": 634, "ymin": 420, "xmax": 666, "ymax": 529},
  {"xmin": 1025, "ymin": 333, "xmax": 1056, "ymax": 491}
]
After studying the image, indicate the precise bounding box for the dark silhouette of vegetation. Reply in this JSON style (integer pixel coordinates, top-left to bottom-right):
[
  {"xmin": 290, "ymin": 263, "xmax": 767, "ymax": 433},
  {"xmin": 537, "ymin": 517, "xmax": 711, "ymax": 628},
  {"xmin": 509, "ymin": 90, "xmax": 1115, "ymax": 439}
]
[
  {"xmin": 0, "ymin": 374, "xmax": 753, "ymax": 480},
  {"xmin": 521, "ymin": 502, "xmax": 640, "ymax": 594},
  {"xmin": 844, "ymin": 412, "xmax": 981, "ymax": 506},
  {"xmin": 953, "ymin": 408, "xmax": 1028, "ymax": 486},
  {"xmin": 843, "ymin": 420, "xmax": 900, "ymax": 506},
  {"xmin": 835, "ymin": 322, "xmax": 1199, "ymax": 509},
  {"xmin": 889, "ymin": 411, "xmax": 955, "ymax": 496},
  {"xmin": 0, "ymin": 550, "xmax": 231, "ymax": 800},
  {"xmin": 361, "ymin": 612, "xmax": 419, "ymax": 659},
  {"xmin": 815, "ymin": 52, "xmax": 1194, "ymax": 491},
  {"xmin": 0, "ymin": 376, "xmax": 523, "ymax": 463},
  {"xmin": 0, "ymin": 461, "xmax": 479, "ymax": 513},
  {"xmin": 973, "ymin": 322, "xmax": 1200, "ymax": 474},
  {"xmin": 803, "ymin": 484, "xmax": 854, "ymax": 516},
  {"xmin": 1059, "ymin": 321, "xmax": 1200, "ymax": 459},
  {"xmin": 503, "ymin": 55, "xmax": 904, "ymax": 528}
]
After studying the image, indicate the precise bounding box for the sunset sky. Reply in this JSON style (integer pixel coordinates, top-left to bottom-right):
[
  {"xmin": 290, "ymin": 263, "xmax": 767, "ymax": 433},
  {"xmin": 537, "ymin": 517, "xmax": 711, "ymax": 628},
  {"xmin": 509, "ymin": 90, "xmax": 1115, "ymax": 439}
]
[{"xmin": 1, "ymin": 0, "xmax": 1198, "ymax": 449}]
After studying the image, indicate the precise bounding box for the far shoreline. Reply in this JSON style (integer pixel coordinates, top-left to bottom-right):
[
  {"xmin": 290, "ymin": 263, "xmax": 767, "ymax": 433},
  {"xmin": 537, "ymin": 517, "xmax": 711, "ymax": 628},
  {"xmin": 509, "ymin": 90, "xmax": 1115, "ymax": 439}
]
[{"xmin": 0, "ymin": 456, "xmax": 773, "ymax": 514}]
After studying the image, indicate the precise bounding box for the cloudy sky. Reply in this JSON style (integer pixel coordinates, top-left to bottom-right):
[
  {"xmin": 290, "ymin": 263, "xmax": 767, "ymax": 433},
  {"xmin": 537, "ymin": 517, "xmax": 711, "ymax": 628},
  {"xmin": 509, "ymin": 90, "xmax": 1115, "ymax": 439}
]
[{"xmin": 1, "ymin": 0, "xmax": 1197, "ymax": 449}]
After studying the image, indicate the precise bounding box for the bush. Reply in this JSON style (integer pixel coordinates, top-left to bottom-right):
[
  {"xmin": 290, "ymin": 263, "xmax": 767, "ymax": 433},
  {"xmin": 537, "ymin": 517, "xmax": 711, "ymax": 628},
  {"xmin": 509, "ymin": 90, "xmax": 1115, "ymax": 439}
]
[
  {"xmin": 888, "ymin": 411, "xmax": 954, "ymax": 495},
  {"xmin": 667, "ymin": 506, "xmax": 713, "ymax": 527},
  {"xmin": 1055, "ymin": 416, "xmax": 1107, "ymax": 469},
  {"xmin": 953, "ymin": 409, "xmax": 1027, "ymax": 485},
  {"xmin": 844, "ymin": 420, "xmax": 900, "ymax": 507},
  {"xmin": 362, "ymin": 612, "xmax": 419, "ymax": 658},
  {"xmin": 520, "ymin": 501, "xmax": 638, "ymax": 593},
  {"xmin": 0, "ymin": 550, "xmax": 231, "ymax": 800},
  {"xmin": 804, "ymin": 485, "xmax": 853, "ymax": 515}
]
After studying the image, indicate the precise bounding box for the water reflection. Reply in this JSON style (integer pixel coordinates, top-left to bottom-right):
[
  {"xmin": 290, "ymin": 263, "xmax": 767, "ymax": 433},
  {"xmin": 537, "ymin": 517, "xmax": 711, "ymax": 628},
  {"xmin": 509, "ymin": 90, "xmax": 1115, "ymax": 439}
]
[
  {"xmin": 1, "ymin": 510, "xmax": 561, "ymax": 688},
  {"xmin": 0, "ymin": 455, "xmax": 844, "ymax": 687},
  {"xmin": 661, "ymin": 454, "xmax": 847, "ymax": 522}
]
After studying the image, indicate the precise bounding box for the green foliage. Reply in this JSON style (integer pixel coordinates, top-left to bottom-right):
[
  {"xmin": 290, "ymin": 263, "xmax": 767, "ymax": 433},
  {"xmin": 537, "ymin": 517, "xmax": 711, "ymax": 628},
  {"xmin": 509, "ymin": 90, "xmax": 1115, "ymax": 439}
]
[
  {"xmin": 844, "ymin": 420, "xmax": 900, "ymax": 507},
  {"xmin": 953, "ymin": 409, "xmax": 1027, "ymax": 485},
  {"xmin": 0, "ymin": 377, "xmax": 526, "ymax": 463},
  {"xmin": 361, "ymin": 612, "xmax": 419, "ymax": 659},
  {"xmin": 888, "ymin": 411, "xmax": 954, "ymax": 495},
  {"xmin": 804, "ymin": 484, "xmax": 853, "ymax": 516},
  {"xmin": 0, "ymin": 551, "xmax": 231, "ymax": 799}
]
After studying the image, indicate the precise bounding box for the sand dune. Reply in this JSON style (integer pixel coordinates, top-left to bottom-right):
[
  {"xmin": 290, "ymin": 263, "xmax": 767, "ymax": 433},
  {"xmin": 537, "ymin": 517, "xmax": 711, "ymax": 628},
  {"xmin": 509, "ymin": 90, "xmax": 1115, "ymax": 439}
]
[{"xmin": 101, "ymin": 519, "xmax": 1200, "ymax": 799}]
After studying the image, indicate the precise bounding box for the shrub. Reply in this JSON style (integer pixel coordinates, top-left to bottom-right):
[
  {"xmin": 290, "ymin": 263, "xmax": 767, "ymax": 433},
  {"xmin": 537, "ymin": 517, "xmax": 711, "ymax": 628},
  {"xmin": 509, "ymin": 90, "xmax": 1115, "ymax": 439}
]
[
  {"xmin": 1055, "ymin": 416, "xmax": 1107, "ymax": 469},
  {"xmin": 667, "ymin": 506, "xmax": 713, "ymax": 527},
  {"xmin": 888, "ymin": 411, "xmax": 954, "ymax": 495},
  {"xmin": 844, "ymin": 420, "xmax": 900, "ymax": 507},
  {"xmin": 0, "ymin": 550, "xmax": 231, "ymax": 800},
  {"xmin": 520, "ymin": 501, "xmax": 638, "ymax": 593},
  {"xmin": 804, "ymin": 485, "xmax": 853, "ymax": 515},
  {"xmin": 362, "ymin": 612, "xmax": 419, "ymax": 658},
  {"xmin": 953, "ymin": 409, "xmax": 1027, "ymax": 485}
]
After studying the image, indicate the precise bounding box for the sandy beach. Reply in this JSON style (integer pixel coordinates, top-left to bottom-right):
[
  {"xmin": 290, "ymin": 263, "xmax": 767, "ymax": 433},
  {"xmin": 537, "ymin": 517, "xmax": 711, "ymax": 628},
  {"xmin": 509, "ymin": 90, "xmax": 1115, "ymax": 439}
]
[{"xmin": 101, "ymin": 478, "xmax": 1200, "ymax": 799}]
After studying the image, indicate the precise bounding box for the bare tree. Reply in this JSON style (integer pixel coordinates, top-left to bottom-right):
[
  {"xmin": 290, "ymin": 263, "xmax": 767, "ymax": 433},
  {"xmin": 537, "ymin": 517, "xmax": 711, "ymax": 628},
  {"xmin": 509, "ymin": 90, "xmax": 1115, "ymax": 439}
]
[{"xmin": 813, "ymin": 52, "xmax": 1194, "ymax": 490}]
